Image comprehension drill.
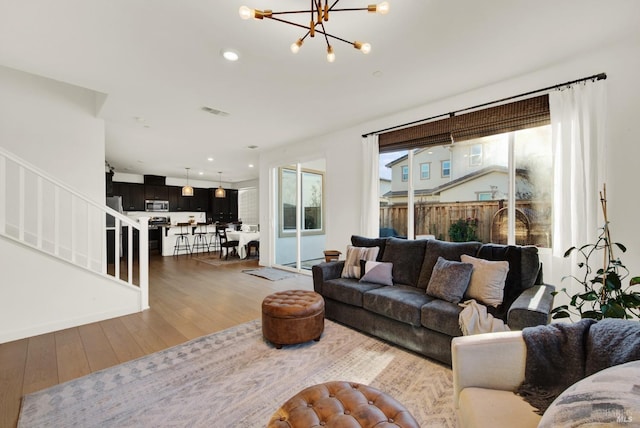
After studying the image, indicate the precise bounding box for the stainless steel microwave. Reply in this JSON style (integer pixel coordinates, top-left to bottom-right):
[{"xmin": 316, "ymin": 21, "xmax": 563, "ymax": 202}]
[{"xmin": 145, "ymin": 200, "xmax": 169, "ymax": 212}]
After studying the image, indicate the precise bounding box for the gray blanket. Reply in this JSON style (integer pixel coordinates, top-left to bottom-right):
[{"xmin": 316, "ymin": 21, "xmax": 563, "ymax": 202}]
[{"xmin": 516, "ymin": 319, "xmax": 640, "ymax": 414}]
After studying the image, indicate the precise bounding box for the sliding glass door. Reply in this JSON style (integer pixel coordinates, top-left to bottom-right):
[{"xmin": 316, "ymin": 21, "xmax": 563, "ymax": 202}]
[{"xmin": 273, "ymin": 159, "xmax": 326, "ymax": 272}]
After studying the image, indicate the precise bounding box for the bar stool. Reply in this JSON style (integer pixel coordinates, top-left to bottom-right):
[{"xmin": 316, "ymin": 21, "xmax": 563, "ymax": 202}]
[
  {"xmin": 173, "ymin": 223, "xmax": 192, "ymax": 256},
  {"xmin": 191, "ymin": 222, "xmax": 209, "ymax": 254}
]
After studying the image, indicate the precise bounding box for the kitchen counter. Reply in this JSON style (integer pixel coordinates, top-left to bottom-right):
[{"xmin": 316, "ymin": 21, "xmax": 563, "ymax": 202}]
[{"xmin": 160, "ymin": 223, "xmax": 213, "ymax": 256}]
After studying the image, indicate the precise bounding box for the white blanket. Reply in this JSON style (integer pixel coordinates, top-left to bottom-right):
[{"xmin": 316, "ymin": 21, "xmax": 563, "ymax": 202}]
[{"xmin": 458, "ymin": 299, "xmax": 510, "ymax": 335}]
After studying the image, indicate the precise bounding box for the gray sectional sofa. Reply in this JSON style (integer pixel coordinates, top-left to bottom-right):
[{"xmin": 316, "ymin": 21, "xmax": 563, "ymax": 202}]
[{"xmin": 311, "ymin": 236, "xmax": 555, "ymax": 365}]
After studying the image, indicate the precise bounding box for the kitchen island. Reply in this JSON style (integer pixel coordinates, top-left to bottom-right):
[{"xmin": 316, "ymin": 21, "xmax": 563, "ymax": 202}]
[{"xmin": 160, "ymin": 223, "xmax": 213, "ymax": 256}]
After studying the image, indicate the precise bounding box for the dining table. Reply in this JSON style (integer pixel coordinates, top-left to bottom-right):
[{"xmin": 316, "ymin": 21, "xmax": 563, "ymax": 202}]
[{"xmin": 226, "ymin": 230, "xmax": 260, "ymax": 259}]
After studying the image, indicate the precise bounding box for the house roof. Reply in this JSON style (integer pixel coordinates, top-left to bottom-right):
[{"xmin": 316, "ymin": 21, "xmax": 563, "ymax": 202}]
[{"xmin": 382, "ymin": 165, "xmax": 527, "ymax": 198}]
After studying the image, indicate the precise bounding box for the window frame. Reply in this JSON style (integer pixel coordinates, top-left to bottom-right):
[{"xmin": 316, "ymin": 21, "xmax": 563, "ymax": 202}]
[
  {"xmin": 401, "ymin": 165, "xmax": 409, "ymax": 182},
  {"xmin": 441, "ymin": 160, "xmax": 451, "ymax": 178},
  {"xmin": 278, "ymin": 166, "xmax": 325, "ymax": 237},
  {"xmin": 469, "ymin": 144, "xmax": 483, "ymax": 166},
  {"xmin": 420, "ymin": 162, "xmax": 431, "ymax": 180}
]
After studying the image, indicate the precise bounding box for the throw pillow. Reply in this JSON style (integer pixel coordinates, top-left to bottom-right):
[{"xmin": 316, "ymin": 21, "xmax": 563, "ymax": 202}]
[
  {"xmin": 341, "ymin": 245, "xmax": 380, "ymax": 278},
  {"xmin": 461, "ymin": 254, "xmax": 509, "ymax": 307},
  {"xmin": 416, "ymin": 239, "xmax": 482, "ymax": 290},
  {"xmin": 351, "ymin": 235, "xmax": 388, "ymax": 261},
  {"xmin": 380, "ymin": 238, "xmax": 427, "ymax": 287},
  {"xmin": 359, "ymin": 261, "xmax": 393, "ymax": 286},
  {"xmin": 425, "ymin": 256, "xmax": 473, "ymax": 304}
]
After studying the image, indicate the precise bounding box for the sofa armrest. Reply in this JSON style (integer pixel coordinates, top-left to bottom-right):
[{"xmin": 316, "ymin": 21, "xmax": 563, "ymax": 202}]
[
  {"xmin": 312, "ymin": 261, "xmax": 345, "ymax": 294},
  {"xmin": 451, "ymin": 331, "xmax": 527, "ymax": 408},
  {"xmin": 507, "ymin": 284, "xmax": 555, "ymax": 331}
]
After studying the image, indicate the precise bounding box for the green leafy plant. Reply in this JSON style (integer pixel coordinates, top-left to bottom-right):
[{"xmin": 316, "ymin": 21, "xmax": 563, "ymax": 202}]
[
  {"xmin": 448, "ymin": 217, "xmax": 478, "ymax": 242},
  {"xmin": 551, "ymin": 186, "xmax": 640, "ymax": 320}
]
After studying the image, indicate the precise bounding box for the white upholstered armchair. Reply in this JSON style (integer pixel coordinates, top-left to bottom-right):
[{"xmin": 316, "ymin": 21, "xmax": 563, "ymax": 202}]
[{"xmin": 451, "ymin": 331, "xmax": 541, "ymax": 428}]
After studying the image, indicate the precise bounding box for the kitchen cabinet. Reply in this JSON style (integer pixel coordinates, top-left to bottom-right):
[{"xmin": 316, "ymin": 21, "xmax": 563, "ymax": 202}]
[
  {"xmin": 144, "ymin": 184, "xmax": 168, "ymax": 200},
  {"xmin": 209, "ymin": 188, "xmax": 238, "ymax": 222},
  {"xmin": 112, "ymin": 182, "xmax": 145, "ymax": 211},
  {"xmin": 167, "ymin": 185, "xmax": 207, "ymax": 211}
]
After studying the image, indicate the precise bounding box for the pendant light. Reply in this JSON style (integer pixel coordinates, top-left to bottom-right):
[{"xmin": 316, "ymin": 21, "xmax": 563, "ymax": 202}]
[
  {"xmin": 215, "ymin": 171, "xmax": 226, "ymax": 198},
  {"xmin": 182, "ymin": 167, "xmax": 194, "ymax": 196}
]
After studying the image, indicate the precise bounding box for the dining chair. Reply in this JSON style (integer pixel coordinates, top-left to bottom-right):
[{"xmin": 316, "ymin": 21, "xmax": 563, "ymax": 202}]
[{"xmin": 218, "ymin": 227, "xmax": 240, "ymax": 260}]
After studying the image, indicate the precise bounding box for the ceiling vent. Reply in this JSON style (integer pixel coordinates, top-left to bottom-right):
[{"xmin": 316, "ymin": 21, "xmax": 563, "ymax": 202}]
[{"xmin": 201, "ymin": 106, "xmax": 230, "ymax": 117}]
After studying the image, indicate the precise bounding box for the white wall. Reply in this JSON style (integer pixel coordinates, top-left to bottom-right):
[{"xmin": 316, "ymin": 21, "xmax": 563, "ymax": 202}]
[
  {"xmin": 0, "ymin": 239, "xmax": 141, "ymax": 343},
  {"xmin": 260, "ymin": 37, "xmax": 640, "ymax": 294},
  {"xmin": 0, "ymin": 66, "xmax": 142, "ymax": 343},
  {"xmin": 0, "ymin": 65, "xmax": 105, "ymax": 201}
]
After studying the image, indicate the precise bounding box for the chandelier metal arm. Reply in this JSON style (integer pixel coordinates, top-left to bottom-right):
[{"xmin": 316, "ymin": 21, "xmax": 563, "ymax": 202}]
[{"xmin": 268, "ymin": 16, "xmax": 352, "ymax": 46}]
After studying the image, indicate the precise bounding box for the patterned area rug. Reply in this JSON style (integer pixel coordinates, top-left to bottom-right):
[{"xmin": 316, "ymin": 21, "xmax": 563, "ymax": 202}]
[
  {"xmin": 242, "ymin": 267, "xmax": 298, "ymax": 281},
  {"xmin": 18, "ymin": 320, "xmax": 455, "ymax": 427}
]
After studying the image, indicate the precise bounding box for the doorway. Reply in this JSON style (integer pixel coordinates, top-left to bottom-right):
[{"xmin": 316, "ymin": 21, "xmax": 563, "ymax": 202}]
[{"xmin": 273, "ymin": 159, "xmax": 326, "ymax": 272}]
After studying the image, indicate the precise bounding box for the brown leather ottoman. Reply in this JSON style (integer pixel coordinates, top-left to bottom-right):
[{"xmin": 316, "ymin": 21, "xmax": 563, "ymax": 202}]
[
  {"xmin": 268, "ymin": 381, "xmax": 419, "ymax": 428},
  {"xmin": 262, "ymin": 290, "xmax": 325, "ymax": 349}
]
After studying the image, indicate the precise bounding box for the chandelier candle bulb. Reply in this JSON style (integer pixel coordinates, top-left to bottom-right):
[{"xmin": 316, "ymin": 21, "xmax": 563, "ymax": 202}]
[
  {"xmin": 327, "ymin": 46, "xmax": 335, "ymax": 63},
  {"xmin": 290, "ymin": 39, "xmax": 303, "ymax": 54}
]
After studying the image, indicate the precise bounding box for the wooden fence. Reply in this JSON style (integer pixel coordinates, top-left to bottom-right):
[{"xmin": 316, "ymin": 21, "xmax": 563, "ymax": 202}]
[{"xmin": 380, "ymin": 200, "xmax": 552, "ymax": 247}]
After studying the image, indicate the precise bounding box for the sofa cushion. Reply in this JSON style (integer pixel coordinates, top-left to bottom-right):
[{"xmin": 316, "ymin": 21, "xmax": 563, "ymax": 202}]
[
  {"xmin": 421, "ymin": 299, "xmax": 464, "ymax": 337},
  {"xmin": 381, "ymin": 238, "xmax": 428, "ymax": 287},
  {"xmin": 341, "ymin": 245, "xmax": 379, "ymax": 279},
  {"xmin": 426, "ymin": 257, "xmax": 474, "ymax": 304},
  {"xmin": 461, "ymin": 254, "xmax": 509, "ymax": 307},
  {"xmin": 359, "ymin": 261, "xmax": 394, "ymax": 286},
  {"xmin": 363, "ymin": 284, "xmax": 434, "ymax": 327},
  {"xmin": 351, "ymin": 235, "xmax": 388, "ymax": 261},
  {"xmin": 417, "ymin": 240, "xmax": 482, "ymax": 290},
  {"xmin": 322, "ymin": 278, "xmax": 386, "ymax": 307},
  {"xmin": 458, "ymin": 388, "xmax": 541, "ymax": 428},
  {"xmin": 476, "ymin": 244, "xmax": 540, "ymax": 315}
]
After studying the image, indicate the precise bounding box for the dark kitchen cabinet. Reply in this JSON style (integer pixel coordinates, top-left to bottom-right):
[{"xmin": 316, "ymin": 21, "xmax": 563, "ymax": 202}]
[
  {"xmin": 144, "ymin": 184, "xmax": 168, "ymax": 200},
  {"xmin": 191, "ymin": 187, "xmax": 209, "ymax": 212},
  {"xmin": 167, "ymin": 185, "xmax": 184, "ymax": 211},
  {"xmin": 167, "ymin": 185, "xmax": 207, "ymax": 211},
  {"xmin": 209, "ymin": 188, "xmax": 238, "ymax": 222},
  {"xmin": 113, "ymin": 182, "xmax": 145, "ymax": 211}
]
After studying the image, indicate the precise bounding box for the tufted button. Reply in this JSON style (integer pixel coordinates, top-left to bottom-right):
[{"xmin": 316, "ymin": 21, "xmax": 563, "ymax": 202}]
[
  {"xmin": 307, "ymin": 403, "xmax": 313, "ymax": 407},
  {"xmin": 388, "ymin": 418, "xmax": 394, "ymax": 423},
  {"xmin": 320, "ymin": 422, "xmax": 326, "ymax": 426},
  {"xmin": 344, "ymin": 410, "xmax": 351, "ymax": 415},
  {"xmin": 368, "ymin": 400, "xmax": 374, "ymax": 405},
  {"xmin": 279, "ymin": 417, "xmax": 286, "ymax": 421},
  {"xmin": 329, "ymin": 394, "xmax": 335, "ymax": 397}
]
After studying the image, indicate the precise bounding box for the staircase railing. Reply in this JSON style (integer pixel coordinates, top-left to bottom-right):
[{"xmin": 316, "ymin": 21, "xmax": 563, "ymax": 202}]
[{"xmin": 0, "ymin": 147, "xmax": 148, "ymax": 310}]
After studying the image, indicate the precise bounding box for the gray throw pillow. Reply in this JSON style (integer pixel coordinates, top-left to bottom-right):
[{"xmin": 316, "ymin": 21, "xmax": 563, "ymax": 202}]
[
  {"xmin": 425, "ymin": 256, "xmax": 473, "ymax": 304},
  {"xmin": 359, "ymin": 261, "xmax": 393, "ymax": 286}
]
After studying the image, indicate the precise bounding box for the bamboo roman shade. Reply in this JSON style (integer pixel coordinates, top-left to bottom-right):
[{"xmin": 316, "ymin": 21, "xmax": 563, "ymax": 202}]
[{"xmin": 378, "ymin": 95, "xmax": 550, "ymax": 152}]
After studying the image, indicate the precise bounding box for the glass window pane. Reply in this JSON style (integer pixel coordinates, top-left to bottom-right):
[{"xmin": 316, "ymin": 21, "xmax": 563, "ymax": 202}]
[
  {"xmin": 379, "ymin": 149, "xmax": 408, "ymax": 238},
  {"xmin": 420, "ymin": 163, "xmax": 430, "ymax": 180},
  {"xmin": 302, "ymin": 171, "xmax": 322, "ymax": 231}
]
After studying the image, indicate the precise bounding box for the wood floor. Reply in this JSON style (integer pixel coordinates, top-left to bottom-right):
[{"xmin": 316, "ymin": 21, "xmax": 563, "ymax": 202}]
[{"xmin": 0, "ymin": 254, "xmax": 313, "ymax": 428}]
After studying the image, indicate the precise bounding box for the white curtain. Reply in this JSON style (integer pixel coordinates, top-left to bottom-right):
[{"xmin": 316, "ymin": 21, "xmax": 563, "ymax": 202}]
[
  {"xmin": 550, "ymin": 80, "xmax": 607, "ymax": 258},
  {"xmin": 361, "ymin": 134, "xmax": 380, "ymax": 237}
]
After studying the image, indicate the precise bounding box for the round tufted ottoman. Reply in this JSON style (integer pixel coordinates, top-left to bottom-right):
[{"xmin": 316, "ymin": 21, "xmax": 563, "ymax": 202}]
[
  {"xmin": 268, "ymin": 381, "xmax": 419, "ymax": 428},
  {"xmin": 262, "ymin": 290, "xmax": 325, "ymax": 349}
]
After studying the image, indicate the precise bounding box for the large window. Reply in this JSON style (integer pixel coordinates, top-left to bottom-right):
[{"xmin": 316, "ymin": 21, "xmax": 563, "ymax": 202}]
[
  {"xmin": 279, "ymin": 167, "xmax": 324, "ymax": 236},
  {"xmin": 377, "ymin": 95, "xmax": 552, "ymax": 247}
]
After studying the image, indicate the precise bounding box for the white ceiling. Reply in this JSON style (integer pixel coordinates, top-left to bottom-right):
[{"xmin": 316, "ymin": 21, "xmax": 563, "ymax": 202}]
[{"xmin": 1, "ymin": 0, "xmax": 638, "ymax": 183}]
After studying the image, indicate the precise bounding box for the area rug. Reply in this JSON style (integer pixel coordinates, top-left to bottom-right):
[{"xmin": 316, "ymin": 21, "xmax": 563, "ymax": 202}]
[
  {"xmin": 242, "ymin": 267, "xmax": 298, "ymax": 281},
  {"xmin": 193, "ymin": 252, "xmax": 256, "ymax": 267},
  {"xmin": 18, "ymin": 320, "xmax": 455, "ymax": 427}
]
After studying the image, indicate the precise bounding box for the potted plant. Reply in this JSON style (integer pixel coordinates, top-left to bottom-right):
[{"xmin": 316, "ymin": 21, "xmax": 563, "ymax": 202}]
[{"xmin": 551, "ymin": 185, "xmax": 640, "ymax": 320}]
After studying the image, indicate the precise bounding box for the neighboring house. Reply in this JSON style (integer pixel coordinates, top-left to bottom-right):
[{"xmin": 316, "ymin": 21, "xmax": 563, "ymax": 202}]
[{"xmin": 382, "ymin": 134, "xmax": 538, "ymax": 204}]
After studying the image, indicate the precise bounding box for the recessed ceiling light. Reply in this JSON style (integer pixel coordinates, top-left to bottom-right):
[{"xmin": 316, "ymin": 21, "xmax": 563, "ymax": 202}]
[
  {"xmin": 372, "ymin": 70, "xmax": 383, "ymax": 78},
  {"xmin": 249, "ymin": 164, "xmax": 254, "ymax": 168},
  {"xmin": 221, "ymin": 49, "xmax": 239, "ymax": 62},
  {"xmin": 198, "ymin": 171, "xmax": 204, "ymax": 175},
  {"xmin": 207, "ymin": 157, "xmax": 214, "ymax": 162}
]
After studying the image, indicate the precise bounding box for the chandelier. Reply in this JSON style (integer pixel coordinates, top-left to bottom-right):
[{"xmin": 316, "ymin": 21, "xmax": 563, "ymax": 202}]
[{"xmin": 239, "ymin": 1, "xmax": 390, "ymax": 62}]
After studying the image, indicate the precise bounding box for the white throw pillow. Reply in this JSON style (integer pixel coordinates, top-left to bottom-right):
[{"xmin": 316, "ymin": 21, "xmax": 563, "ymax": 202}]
[
  {"xmin": 460, "ymin": 254, "xmax": 509, "ymax": 307},
  {"xmin": 341, "ymin": 245, "xmax": 380, "ymax": 279}
]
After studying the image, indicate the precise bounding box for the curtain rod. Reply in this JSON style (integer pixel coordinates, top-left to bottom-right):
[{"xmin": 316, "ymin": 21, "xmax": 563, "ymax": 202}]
[{"xmin": 362, "ymin": 72, "xmax": 607, "ymax": 138}]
